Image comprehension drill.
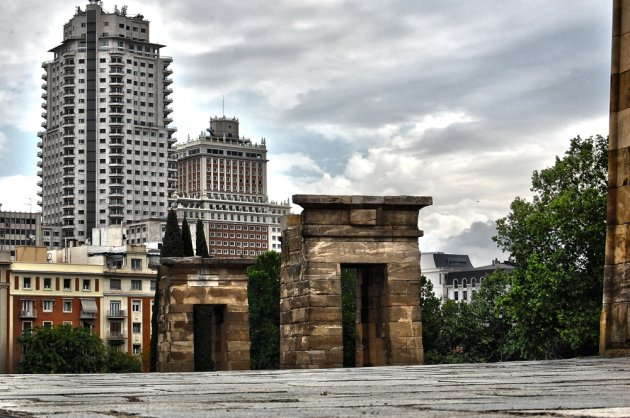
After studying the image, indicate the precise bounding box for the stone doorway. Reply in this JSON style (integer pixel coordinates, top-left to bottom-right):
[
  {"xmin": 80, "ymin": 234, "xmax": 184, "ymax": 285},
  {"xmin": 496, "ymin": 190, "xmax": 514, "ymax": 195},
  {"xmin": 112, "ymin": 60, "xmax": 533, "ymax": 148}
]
[
  {"xmin": 342, "ymin": 264, "xmax": 389, "ymax": 367},
  {"xmin": 193, "ymin": 304, "xmax": 227, "ymax": 372}
]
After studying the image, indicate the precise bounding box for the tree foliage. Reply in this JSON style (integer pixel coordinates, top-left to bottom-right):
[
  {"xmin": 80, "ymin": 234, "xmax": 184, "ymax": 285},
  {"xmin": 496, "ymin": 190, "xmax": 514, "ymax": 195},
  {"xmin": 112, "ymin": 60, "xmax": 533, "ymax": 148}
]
[
  {"xmin": 20, "ymin": 325, "xmax": 106, "ymax": 373},
  {"xmin": 495, "ymin": 135, "xmax": 607, "ymax": 359},
  {"xmin": 161, "ymin": 209, "xmax": 184, "ymax": 257},
  {"xmin": 195, "ymin": 219, "xmax": 209, "ymax": 258},
  {"xmin": 247, "ymin": 251, "xmax": 281, "ymax": 369},
  {"xmin": 341, "ymin": 268, "xmax": 357, "ymax": 367},
  {"xmin": 19, "ymin": 325, "xmax": 141, "ymax": 373},
  {"xmin": 181, "ymin": 217, "xmax": 194, "ymax": 257}
]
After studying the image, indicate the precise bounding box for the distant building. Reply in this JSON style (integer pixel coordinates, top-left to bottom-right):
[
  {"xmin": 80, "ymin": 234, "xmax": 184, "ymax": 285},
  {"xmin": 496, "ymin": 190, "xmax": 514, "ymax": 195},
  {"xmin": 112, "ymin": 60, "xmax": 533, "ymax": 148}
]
[
  {"xmin": 0, "ymin": 229, "xmax": 158, "ymax": 373},
  {"xmin": 126, "ymin": 115, "xmax": 291, "ymax": 257},
  {"xmin": 421, "ymin": 252, "xmax": 514, "ymax": 303},
  {"xmin": 0, "ymin": 211, "xmax": 42, "ymax": 260}
]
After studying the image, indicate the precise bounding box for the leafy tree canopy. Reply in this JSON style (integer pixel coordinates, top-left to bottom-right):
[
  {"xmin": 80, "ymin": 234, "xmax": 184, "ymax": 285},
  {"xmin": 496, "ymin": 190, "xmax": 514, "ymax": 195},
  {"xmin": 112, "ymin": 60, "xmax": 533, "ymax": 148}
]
[
  {"xmin": 19, "ymin": 325, "xmax": 141, "ymax": 373},
  {"xmin": 494, "ymin": 135, "xmax": 607, "ymax": 359}
]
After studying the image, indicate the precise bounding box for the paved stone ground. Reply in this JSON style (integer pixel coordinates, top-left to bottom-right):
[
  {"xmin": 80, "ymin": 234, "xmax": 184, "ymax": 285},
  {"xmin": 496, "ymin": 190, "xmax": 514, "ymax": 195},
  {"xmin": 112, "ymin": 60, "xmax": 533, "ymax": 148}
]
[{"xmin": 1, "ymin": 357, "xmax": 630, "ymax": 417}]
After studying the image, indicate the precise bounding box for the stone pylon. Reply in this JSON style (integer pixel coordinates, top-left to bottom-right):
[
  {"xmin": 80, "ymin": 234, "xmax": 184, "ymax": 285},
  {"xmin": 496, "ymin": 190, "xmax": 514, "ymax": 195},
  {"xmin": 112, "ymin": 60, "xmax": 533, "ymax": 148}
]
[{"xmin": 601, "ymin": 0, "xmax": 630, "ymax": 356}]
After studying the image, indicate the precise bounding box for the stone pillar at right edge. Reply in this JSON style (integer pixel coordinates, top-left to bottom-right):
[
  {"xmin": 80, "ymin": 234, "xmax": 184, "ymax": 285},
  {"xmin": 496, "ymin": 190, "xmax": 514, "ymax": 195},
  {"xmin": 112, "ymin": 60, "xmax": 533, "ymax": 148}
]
[{"xmin": 601, "ymin": 0, "xmax": 630, "ymax": 356}]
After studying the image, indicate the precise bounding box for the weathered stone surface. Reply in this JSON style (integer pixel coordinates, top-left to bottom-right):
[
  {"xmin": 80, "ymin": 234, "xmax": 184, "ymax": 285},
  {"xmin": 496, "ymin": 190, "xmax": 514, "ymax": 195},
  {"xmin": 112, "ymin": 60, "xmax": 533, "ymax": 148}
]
[
  {"xmin": 602, "ymin": 2, "xmax": 630, "ymax": 357},
  {"xmin": 157, "ymin": 258, "xmax": 252, "ymax": 372},
  {"xmin": 281, "ymin": 194, "xmax": 430, "ymax": 369}
]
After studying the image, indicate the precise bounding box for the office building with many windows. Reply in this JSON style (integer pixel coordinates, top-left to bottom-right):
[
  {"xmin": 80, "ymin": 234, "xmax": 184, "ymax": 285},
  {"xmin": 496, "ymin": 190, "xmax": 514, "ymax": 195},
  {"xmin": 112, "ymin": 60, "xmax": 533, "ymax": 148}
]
[{"xmin": 37, "ymin": 1, "xmax": 176, "ymax": 248}]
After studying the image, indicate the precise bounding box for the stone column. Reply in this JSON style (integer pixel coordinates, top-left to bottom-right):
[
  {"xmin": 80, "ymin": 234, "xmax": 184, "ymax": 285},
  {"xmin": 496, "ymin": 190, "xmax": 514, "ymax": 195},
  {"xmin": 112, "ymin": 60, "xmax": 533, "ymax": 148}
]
[{"xmin": 601, "ymin": 0, "xmax": 630, "ymax": 356}]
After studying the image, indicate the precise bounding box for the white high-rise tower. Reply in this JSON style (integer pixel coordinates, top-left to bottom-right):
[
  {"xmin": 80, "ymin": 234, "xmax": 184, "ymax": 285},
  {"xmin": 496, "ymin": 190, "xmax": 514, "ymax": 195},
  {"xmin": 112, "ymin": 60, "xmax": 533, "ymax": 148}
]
[{"xmin": 38, "ymin": 2, "xmax": 176, "ymax": 248}]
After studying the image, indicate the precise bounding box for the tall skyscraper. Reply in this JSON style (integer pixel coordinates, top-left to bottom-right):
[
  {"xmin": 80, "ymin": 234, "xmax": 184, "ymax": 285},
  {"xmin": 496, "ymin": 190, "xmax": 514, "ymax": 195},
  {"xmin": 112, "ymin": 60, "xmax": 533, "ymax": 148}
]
[{"xmin": 38, "ymin": 1, "xmax": 176, "ymax": 248}]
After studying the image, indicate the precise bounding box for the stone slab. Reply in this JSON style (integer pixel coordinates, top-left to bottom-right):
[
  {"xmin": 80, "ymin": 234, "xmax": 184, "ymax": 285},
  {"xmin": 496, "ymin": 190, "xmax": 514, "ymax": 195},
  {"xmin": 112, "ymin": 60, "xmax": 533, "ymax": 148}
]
[{"xmin": 1, "ymin": 358, "xmax": 630, "ymax": 417}]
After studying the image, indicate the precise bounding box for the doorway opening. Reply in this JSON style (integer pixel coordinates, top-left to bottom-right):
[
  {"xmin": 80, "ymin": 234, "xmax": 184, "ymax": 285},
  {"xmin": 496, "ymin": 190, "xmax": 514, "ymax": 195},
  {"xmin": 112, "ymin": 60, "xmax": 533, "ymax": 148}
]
[
  {"xmin": 341, "ymin": 264, "xmax": 388, "ymax": 367},
  {"xmin": 193, "ymin": 304, "xmax": 227, "ymax": 371}
]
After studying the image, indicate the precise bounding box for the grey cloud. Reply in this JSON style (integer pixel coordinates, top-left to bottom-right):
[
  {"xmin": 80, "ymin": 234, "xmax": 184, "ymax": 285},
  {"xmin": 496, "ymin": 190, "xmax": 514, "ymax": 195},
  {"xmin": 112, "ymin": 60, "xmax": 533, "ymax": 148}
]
[{"xmin": 441, "ymin": 220, "xmax": 504, "ymax": 266}]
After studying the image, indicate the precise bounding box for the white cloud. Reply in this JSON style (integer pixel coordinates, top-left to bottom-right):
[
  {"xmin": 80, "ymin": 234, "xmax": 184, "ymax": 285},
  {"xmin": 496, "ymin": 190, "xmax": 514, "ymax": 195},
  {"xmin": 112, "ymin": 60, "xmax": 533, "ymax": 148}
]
[{"xmin": 0, "ymin": 175, "xmax": 40, "ymax": 212}]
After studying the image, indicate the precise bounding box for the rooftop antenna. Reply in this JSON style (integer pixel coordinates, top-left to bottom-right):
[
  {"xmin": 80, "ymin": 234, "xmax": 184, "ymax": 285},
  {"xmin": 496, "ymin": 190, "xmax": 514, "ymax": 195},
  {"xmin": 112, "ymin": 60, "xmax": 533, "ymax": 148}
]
[{"xmin": 222, "ymin": 95, "xmax": 225, "ymax": 117}]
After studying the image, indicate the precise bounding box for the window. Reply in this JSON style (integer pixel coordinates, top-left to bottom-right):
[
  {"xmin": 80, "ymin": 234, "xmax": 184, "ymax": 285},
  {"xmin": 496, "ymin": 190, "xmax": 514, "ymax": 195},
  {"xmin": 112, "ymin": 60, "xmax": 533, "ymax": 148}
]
[
  {"xmin": 110, "ymin": 300, "xmax": 122, "ymax": 316},
  {"xmin": 63, "ymin": 300, "xmax": 72, "ymax": 313},
  {"xmin": 22, "ymin": 321, "xmax": 33, "ymax": 335},
  {"xmin": 454, "ymin": 291, "xmax": 459, "ymax": 301},
  {"xmin": 82, "ymin": 279, "xmax": 91, "ymax": 291},
  {"xmin": 63, "ymin": 321, "xmax": 73, "ymax": 326},
  {"xmin": 131, "ymin": 280, "xmax": 142, "ymax": 290},
  {"xmin": 63, "ymin": 278, "xmax": 72, "ymax": 290},
  {"xmin": 23, "ymin": 277, "xmax": 31, "ymax": 289},
  {"xmin": 43, "ymin": 278, "xmax": 52, "ymax": 289},
  {"xmin": 150, "ymin": 279, "xmax": 156, "ymax": 291},
  {"xmin": 131, "ymin": 258, "xmax": 142, "ymax": 270},
  {"xmin": 21, "ymin": 300, "xmax": 34, "ymax": 316},
  {"xmin": 131, "ymin": 300, "xmax": 141, "ymax": 312},
  {"xmin": 43, "ymin": 321, "xmax": 53, "ymax": 329},
  {"xmin": 132, "ymin": 322, "xmax": 141, "ymax": 333},
  {"xmin": 110, "ymin": 279, "xmax": 121, "ymax": 290},
  {"xmin": 132, "ymin": 344, "xmax": 141, "ymax": 355},
  {"xmin": 43, "ymin": 300, "xmax": 54, "ymax": 312}
]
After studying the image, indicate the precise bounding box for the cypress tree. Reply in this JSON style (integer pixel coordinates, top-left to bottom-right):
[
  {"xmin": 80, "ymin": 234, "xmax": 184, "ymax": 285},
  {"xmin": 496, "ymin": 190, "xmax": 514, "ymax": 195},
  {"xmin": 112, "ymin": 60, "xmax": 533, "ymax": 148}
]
[
  {"xmin": 195, "ymin": 219, "xmax": 210, "ymax": 258},
  {"xmin": 181, "ymin": 217, "xmax": 194, "ymax": 257},
  {"xmin": 161, "ymin": 209, "xmax": 184, "ymax": 257},
  {"xmin": 151, "ymin": 209, "xmax": 184, "ymax": 371}
]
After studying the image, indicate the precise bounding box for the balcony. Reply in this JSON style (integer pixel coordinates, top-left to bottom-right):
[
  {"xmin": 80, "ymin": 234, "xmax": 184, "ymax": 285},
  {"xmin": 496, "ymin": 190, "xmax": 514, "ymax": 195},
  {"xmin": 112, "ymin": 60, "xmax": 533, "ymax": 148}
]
[
  {"xmin": 36, "ymin": 189, "xmax": 42, "ymax": 197},
  {"xmin": 109, "ymin": 118, "xmax": 124, "ymax": 127},
  {"xmin": 62, "ymin": 131, "xmax": 74, "ymax": 138},
  {"xmin": 41, "ymin": 83, "xmax": 48, "ymax": 90},
  {"xmin": 107, "ymin": 331, "xmax": 126, "ymax": 340},
  {"xmin": 20, "ymin": 310, "xmax": 37, "ymax": 319},
  {"xmin": 41, "ymin": 92, "xmax": 47, "ymax": 99},
  {"xmin": 80, "ymin": 310, "xmax": 98, "ymax": 320},
  {"xmin": 63, "ymin": 89, "xmax": 75, "ymax": 98},
  {"xmin": 109, "ymin": 88, "xmax": 124, "ymax": 97},
  {"xmin": 62, "ymin": 201, "xmax": 75, "ymax": 210},
  {"xmin": 163, "ymin": 117, "xmax": 173, "ymax": 124},
  {"xmin": 109, "ymin": 159, "xmax": 124, "ymax": 167},
  {"xmin": 109, "ymin": 106, "xmax": 124, "ymax": 115},
  {"xmin": 41, "ymin": 73, "xmax": 47, "ymax": 80},
  {"xmin": 41, "ymin": 111, "xmax": 47, "ymax": 119},
  {"xmin": 161, "ymin": 55, "xmax": 173, "ymax": 62},
  {"xmin": 164, "ymin": 67, "xmax": 173, "ymax": 76},
  {"xmin": 62, "ymin": 101, "xmax": 75, "ymax": 108},
  {"xmin": 40, "ymin": 121, "xmax": 47, "ymax": 128},
  {"xmin": 164, "ymin": 88, "xmax": 173, "ymax": 95},
  {"xmin": 41, "ymin": 102, "xmax": 47, "ymax": 109},
  {"xmin": 62, "ymin": 170, "xmax": 74, "ymax": 179},
  {"xmin": 107, "ymin": 309, "xmax": 127, "ymax": 318},
  {"xmin": 37, "ymin": 180, "xmax": 42, "ymax": 187},
  {"xmin": 37, "ymin": 160, "xmax": 43, "ymax": 168},
  {"xmin": 167, "ymin": 126, "xmax": 177, "ymax": 133},
  {"xmin": 109, "ymin": 199, "xmax": 124, "ymax": 208},
  {"xmin": 164, "ymin": 77, "xmax": 173, "ymax": 85},
  {"xmin": 37, "ymin": 131, "xmax": 45, "ymax": 138},
  {"xmin": 37, "ymin": 151, "xmax": 43, "ymax": 158},
  {"xmin": 110, "ymin": 77, "xmax": 124, "ymax": 86},
  {"xmin": 37, "ymin": 200, "xmax": 42, "ymax": 206},
  {"xmin": 37, "ymin": 170, "xmax": 42, "ymax": 177}
]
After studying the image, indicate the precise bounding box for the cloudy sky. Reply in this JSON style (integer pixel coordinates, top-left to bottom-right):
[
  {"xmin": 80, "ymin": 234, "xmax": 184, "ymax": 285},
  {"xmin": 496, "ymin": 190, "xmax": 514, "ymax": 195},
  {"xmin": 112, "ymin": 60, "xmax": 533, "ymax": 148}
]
[{"xmin": 0, "ymin": 1, "xmax": 612, "ymax": 265}]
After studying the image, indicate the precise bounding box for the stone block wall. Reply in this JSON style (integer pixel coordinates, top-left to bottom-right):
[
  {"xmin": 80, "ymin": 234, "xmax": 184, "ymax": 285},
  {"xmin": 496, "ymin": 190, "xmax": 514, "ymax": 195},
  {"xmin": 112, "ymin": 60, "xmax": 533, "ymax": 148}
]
[
  {"xmin": 280, "ymin": 195, "xmax": 432, "ymax": 369},
  {"xmin": 602, "ymin": 0, "xmax": 630, "ymax": 356},
  {"xmin": 157, "ymin": 257, "xmax": 254, "ymax": 372}
]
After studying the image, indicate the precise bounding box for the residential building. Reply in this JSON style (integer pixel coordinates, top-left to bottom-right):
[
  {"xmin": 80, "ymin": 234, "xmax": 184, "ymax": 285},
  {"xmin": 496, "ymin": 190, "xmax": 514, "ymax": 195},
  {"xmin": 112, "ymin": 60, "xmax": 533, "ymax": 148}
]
[
  {"xmin": 38, "ymin": 1, "xmax": 176, "ymax": 249},
  {"xmin": 0, "ymin": 210, "xmax": 42, "ymax": 259},
  {"xmin": 421, "ymin": 252, "xmax": 514, "ymax": 303},
  {"xmin": 0, "ymin": 241, "xmax": 157, "ymax": 373}
]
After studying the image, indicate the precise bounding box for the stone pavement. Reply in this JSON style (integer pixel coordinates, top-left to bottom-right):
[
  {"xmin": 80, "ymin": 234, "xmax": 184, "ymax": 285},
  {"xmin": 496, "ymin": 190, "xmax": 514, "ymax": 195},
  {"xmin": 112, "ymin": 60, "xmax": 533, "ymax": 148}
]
[{"xmin": 1, "ymin": 357, "xmax": 630, "ymax": 417}]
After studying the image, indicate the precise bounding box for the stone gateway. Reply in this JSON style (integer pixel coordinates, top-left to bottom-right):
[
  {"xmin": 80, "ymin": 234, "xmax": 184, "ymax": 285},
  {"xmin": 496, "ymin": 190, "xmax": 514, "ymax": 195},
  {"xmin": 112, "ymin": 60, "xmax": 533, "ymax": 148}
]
[{"xmin": 280, "ymin": 195, "xmax": 432, "ymax": 369}]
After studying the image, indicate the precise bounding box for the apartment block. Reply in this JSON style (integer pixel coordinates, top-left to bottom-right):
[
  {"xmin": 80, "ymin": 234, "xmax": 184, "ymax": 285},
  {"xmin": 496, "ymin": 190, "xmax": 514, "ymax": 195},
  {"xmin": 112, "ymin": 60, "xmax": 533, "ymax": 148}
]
[
  {"xmin": 0, "ymin": 244, "xmax": 157, "ymax": 373},
  {"xmin": 38, "ymin": 2, "xmax": 176, "ymax": 248},
  {"xmin": 0, "ymin": 211, "xmax": 42, "ymax": 259}
]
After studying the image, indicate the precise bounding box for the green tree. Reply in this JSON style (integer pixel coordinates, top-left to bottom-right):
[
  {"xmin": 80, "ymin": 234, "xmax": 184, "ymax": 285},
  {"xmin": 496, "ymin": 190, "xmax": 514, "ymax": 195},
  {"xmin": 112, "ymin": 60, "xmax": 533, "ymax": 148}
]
[
  {"xmin": 419, "ymin": 276, "xmax": 444, "ymax": 364},
  {"xmin": 494, "ymin": 135, "xmax": 607, "ymax": 359},
  {"xmin": 247, "ymin": 251, "xmax": 281, "ymax": 369},
  {"xmin": 181, "ymin": 217, "xmax": 194, "ymax": 257},
  {"xmin": 195, "ymin": 219, "xmax": 209, "ymax": 258},
  {"xmin": 105, "ymin": 347, "xmax": 142, "ymax": 373},
  {"xmin": 160, "ymin": 209, "xmax": 184, "ymax": 258},
  {"xmin": 151, "ymin": 209, "xmax": 185, "ymax": 371},
  {"xmin": 20, "ymin": 325, "xmax": 106, "ymax": 373}
]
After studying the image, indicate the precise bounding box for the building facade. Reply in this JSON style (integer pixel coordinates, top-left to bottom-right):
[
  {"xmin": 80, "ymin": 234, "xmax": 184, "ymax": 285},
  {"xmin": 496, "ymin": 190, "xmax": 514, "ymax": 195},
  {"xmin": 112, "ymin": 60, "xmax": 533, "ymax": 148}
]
[
  {"xmin": 0, "ymin": 245, "xmax": 156, "ymax": 373},
  {"xmin": 125, "ymin": 116, "xmax": 290, "ymax": 257},
  {"xmin": 421, "ymin": 252, "xmax": 514, "ymax": 303},
  {"xmin": 0, "ymin": 211, "xmax": 43, "ymax": 259},
  {"xmin": 38, "ymin": 1, "xmax": 176, "ymax": 248}
]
